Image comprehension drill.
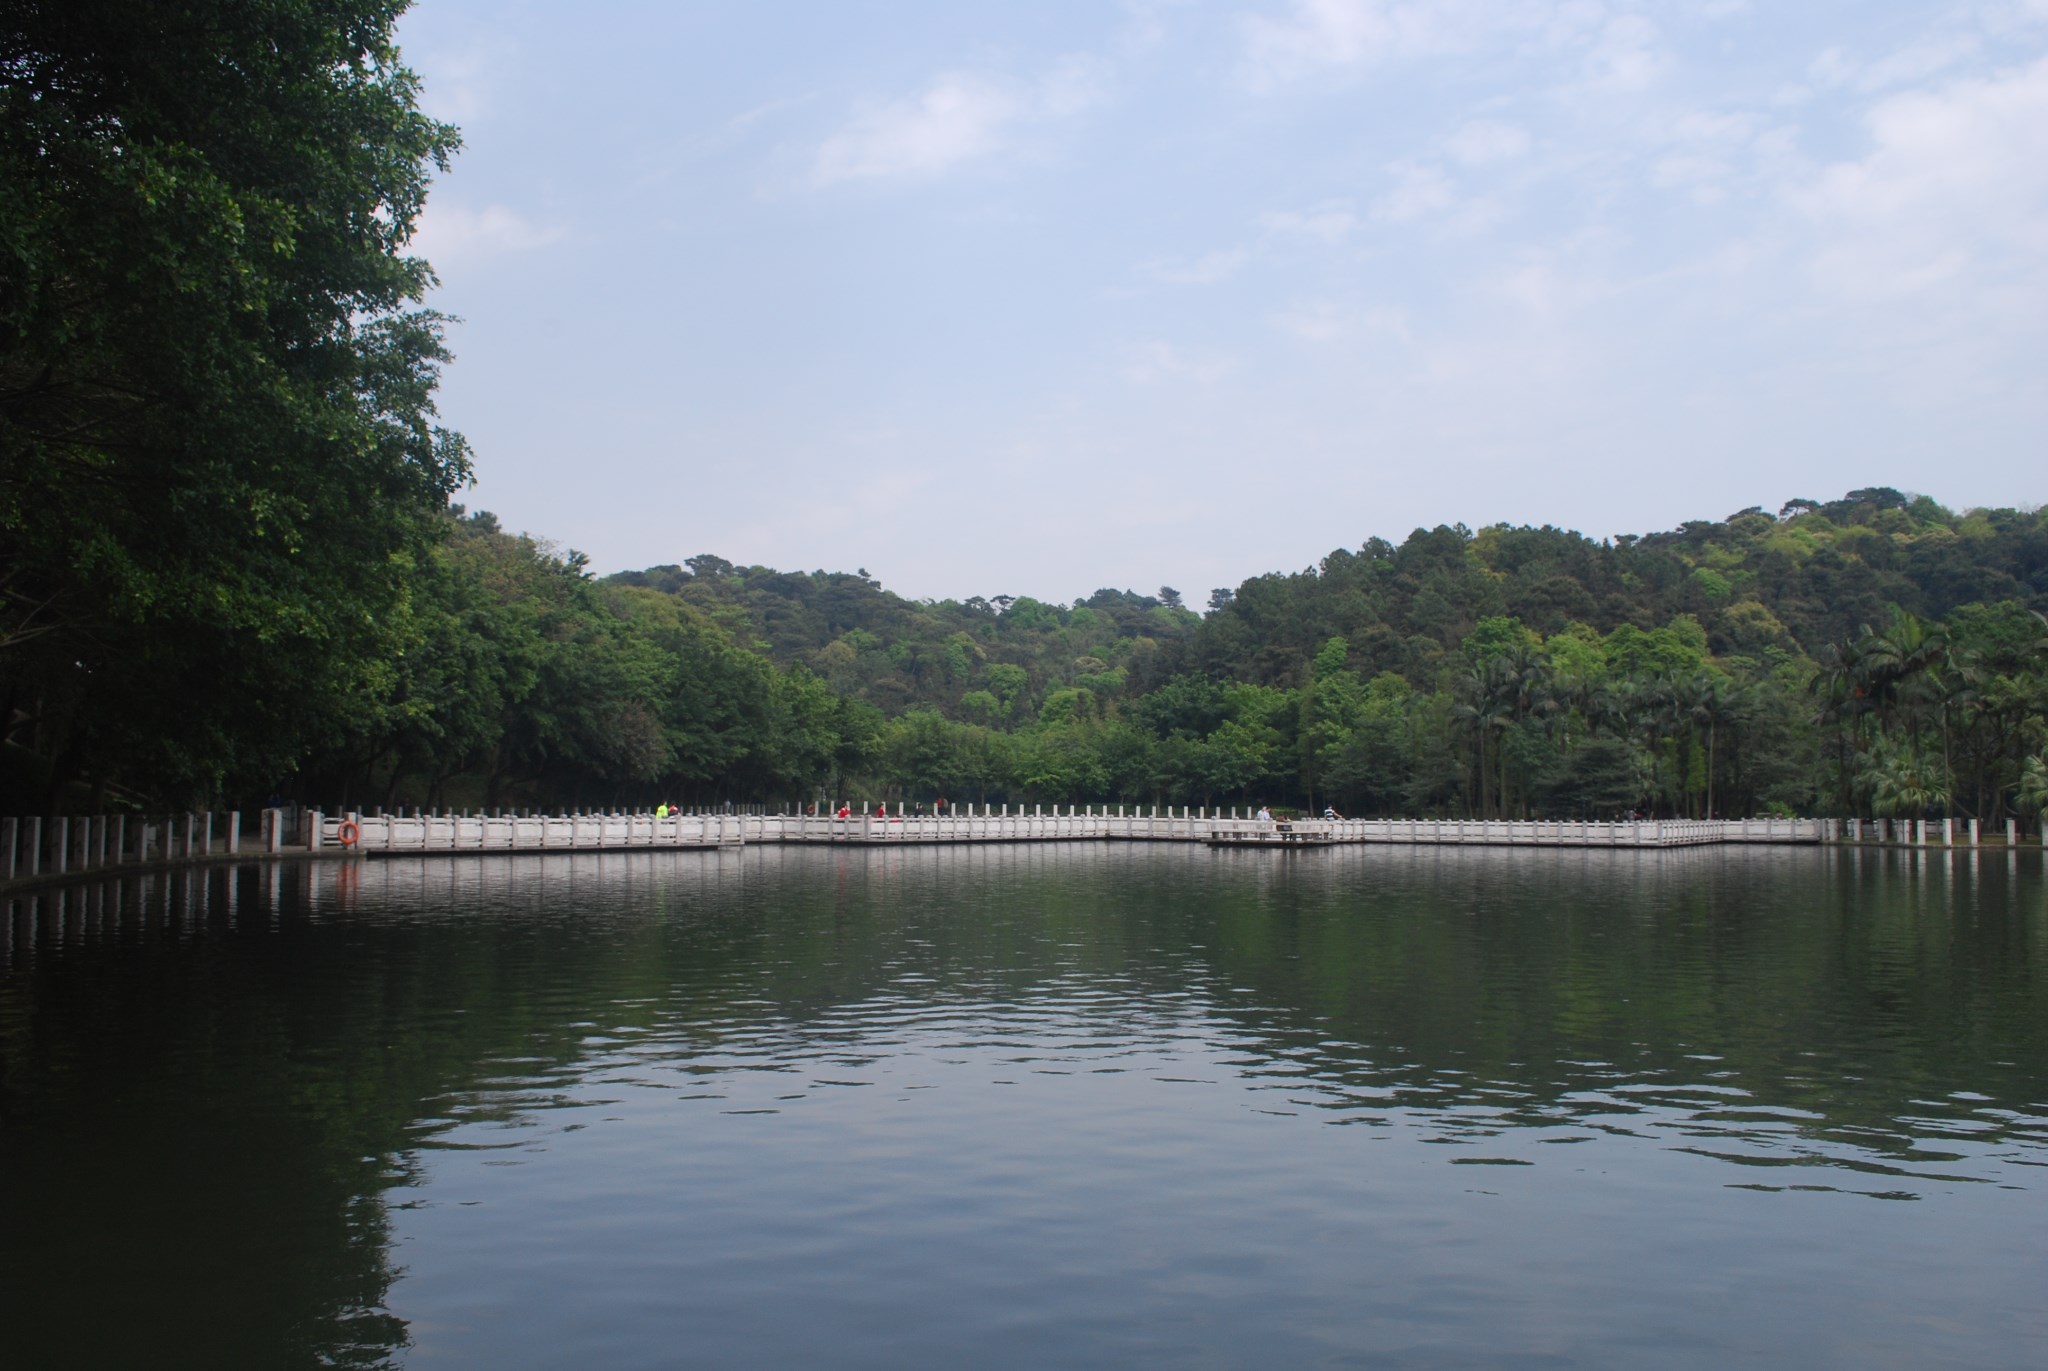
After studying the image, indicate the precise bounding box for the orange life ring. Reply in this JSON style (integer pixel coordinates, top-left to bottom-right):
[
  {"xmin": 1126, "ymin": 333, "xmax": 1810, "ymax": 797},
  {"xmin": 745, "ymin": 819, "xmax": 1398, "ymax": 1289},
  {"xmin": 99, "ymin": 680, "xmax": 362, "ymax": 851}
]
[{"xmin": 337, "ymin": 819, "xmax": 360, "ymax": 848}]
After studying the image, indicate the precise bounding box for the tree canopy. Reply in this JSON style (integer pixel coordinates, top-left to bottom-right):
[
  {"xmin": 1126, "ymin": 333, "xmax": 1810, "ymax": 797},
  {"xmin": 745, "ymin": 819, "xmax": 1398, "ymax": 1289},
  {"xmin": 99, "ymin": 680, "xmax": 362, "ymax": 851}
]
[{"xmin": 1, "ymin": 0, "xmax": 468, "ymax": 804}]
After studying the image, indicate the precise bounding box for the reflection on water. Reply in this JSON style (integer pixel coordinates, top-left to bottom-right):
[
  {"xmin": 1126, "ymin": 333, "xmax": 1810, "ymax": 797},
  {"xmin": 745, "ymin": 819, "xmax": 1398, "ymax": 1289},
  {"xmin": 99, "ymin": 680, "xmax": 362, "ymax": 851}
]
[{"xmin": 3, "ymin": 845, "xmax": 2045, "ymax": 1369}]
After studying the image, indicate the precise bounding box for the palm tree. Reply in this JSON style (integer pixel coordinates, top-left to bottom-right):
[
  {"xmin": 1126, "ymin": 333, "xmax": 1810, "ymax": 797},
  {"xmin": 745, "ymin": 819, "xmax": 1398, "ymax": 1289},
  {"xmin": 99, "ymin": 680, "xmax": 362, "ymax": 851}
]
[
  {"xmin": 1861, "ymin": 739, "xmax": 1949, "ymax": 820},
  {"xmin": 1860, "ymin": 607, "xmax": 1948, "ymax": 744},
  {"xmin": 1684, "ymin": 671, "xmax": 1746, "ymax": 819},
  {"xmin": 1931, "ymin": 640, "xmax": 1988, "ymax": 824},
  {"xmin": 2018, "ymin": 755, "xmax": 2048, "ymax": 833},
  {"xmin": 1453, "ymin": 664, "xmax": 1513, "ymax": 818}
]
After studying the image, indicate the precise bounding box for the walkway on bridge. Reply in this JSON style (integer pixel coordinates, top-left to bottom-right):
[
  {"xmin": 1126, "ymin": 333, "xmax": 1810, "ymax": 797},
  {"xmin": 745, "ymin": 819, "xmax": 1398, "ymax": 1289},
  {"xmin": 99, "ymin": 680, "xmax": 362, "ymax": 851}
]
[{"xmin": 313, "ymin": 807, "xmax": 1827, "ymax": 855}]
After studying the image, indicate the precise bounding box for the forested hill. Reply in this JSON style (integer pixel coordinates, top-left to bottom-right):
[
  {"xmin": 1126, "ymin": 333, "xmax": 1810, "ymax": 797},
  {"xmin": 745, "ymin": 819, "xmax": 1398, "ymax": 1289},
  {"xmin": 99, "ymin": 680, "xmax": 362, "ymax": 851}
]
[
  {"xmin": 557, "ymin": 487, "xmax": 2047, "ymax": 827},
  {"xmin": 609, "ymin": 489, "xmax": 2048, "ymax": 706},
  {"xmin": 605, "ymin": 558, "xmax": 1201, "ymax": 718}
]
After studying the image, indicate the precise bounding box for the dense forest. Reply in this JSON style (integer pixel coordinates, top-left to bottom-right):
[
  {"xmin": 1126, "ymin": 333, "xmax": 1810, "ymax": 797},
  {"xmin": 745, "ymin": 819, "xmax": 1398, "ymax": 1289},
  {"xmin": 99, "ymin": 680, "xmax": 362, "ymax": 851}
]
[
  {"xmin": 3, "ymin": 4, "xmax": 2045, "ymax": 830},
  {"xmin": 591, "ymin": 489, "xmax": 2048, "ymax": 827}
]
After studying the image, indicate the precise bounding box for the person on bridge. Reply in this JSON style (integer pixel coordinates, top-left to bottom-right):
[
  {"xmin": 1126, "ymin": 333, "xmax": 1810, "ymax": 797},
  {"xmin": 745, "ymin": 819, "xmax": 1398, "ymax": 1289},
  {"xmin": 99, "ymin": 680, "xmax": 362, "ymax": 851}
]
[
  {"xmin": 1256, "ymin": 805, "xmax": 1273, "ymax": 825},
  {"xmin": 836, "ymin": 804, "xmax": 851, "ymax": 818},
  {"xmin": 656, "ymin": 802, "xmax": 670, "ymax": 818},
  {"xmin": 1322, "ymin": 805, "xmax": 1343, "ymax": 821}
]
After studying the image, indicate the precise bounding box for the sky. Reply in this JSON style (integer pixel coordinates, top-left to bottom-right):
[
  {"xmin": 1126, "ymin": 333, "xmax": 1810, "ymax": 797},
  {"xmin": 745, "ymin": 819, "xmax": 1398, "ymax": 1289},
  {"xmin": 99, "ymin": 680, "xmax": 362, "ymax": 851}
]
[{"xmin": 394, "ymin": 0, "xmax": 2048, "ymax": 604}]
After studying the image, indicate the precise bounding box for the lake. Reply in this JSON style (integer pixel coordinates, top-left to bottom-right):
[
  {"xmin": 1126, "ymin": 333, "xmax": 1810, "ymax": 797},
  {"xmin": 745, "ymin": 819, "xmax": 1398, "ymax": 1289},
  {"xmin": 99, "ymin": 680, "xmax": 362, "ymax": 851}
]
[{"xmin": 3, "ymin": 843, "xmax": 2044, "ymax": 1369}]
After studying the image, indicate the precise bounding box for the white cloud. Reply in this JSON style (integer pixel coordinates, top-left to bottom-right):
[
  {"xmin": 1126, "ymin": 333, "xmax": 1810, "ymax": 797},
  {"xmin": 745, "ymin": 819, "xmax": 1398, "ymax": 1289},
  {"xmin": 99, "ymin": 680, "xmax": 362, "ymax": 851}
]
[
  {"xmin": 813, "ymin": 58, "xmax": 1106, "ymax": 184},
  {"xmin": 1116, "ymin": 0, "xmax": 1191, "ymax": 52},
  {"xmin": 1810, "ymin": 34, "xmax": 1982, "ymax": 93},
  {"xmin": 1582, "ymin": 15, "xmax": 1667, "ymax": 92},
  {"xmin": 1239, "ymin": 0, "xmax": 1645, "ymax": 90},
  {"xmin": 1121, "ymin": 341, "xmax": 1233, "ymax": 384},
  {"xmin": 1445, "ymin": 119, "xmax": 1531, "ymax": 166},
  {"xmin": 1241, "ymin": 0, "xmax": 1490, "ymax": 87},
  {"xmin": 1259, "ymin": 205, "xmax": 1360, "ymax": 243},
  {"xmin": 409, "ymin": 39, "xmax": 516, "ymax": 124},
  {"xmin": 1145, "ymin": 249, "xmax": 1250, "ymax": 284},
  {"xmin": 1374, "ymin": 163, "xmax": 1455, "ymax": 221},
  {"xmin": 1797, "ymin": 54, "xmax": 2048, "ymax": 301},
  {"xmin": 1648, "ymin": 110, "xmax": 1772, "ymax": 203},
  {"xmin": 1039, "ymin": 54, "xmax": 1112, "ymax": 115},
  {"xmin": 410, "ymin": 202, "xmax": 565, "ymax": 267},
  {"xmin": 1488, "ymin": 257, "xmax": 1568, "ymax": 315},
  {"xmin": 1272, "ymin": 300, "xmax": 1352, "ymax": 341},
  {"xmin": 814, "ymin": 75, "xmax": 1021, "ymax": 183}
]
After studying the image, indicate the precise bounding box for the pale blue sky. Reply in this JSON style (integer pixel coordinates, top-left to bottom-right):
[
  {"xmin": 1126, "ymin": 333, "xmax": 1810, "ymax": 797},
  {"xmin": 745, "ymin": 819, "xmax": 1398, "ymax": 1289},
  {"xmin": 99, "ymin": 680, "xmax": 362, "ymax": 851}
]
[{"xmin": 397, "ymin": 1, "xmax": 2048, "ymax": 602}]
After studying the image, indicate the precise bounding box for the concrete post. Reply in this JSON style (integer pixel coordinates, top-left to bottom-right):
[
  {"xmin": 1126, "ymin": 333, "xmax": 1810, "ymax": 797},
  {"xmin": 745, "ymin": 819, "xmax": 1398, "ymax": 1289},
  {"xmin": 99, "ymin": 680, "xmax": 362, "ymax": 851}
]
[
  {"xmin": 308, "ymin": 811, "xmax": 323, "ymax": 852},
  {"xmin": 2007, "ymin": 819, "xmax": 2018, "ymax": 847},
  {"xmin": 27, "ymin": 817, "xmax": 42, "ymax": 875},
  {"xmin": 53, "ymin": 817, "xmax": 68, "ymax": 874},
  {"xmin": 1, "ymin": 816, "xmax": 14, "ymax": 882},
  {"xmin": 1916, "ymin": 819, "xmax": 1927, "ymax": 846},
  {"xmin": 226, "ymin": 811, "xmax": 240, "ymax": 855},
  {"xmin": 1968, "ymin": 818, "xmax": 1978, "ymax": 847}
]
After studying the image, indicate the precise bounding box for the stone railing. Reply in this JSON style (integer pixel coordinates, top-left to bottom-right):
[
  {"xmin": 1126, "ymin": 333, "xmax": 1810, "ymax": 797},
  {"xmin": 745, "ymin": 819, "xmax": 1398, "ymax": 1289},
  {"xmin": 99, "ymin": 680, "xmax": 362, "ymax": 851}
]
[
  {"xmin": 316, "ymin": 811, "xmax": 744, "ymax": 852},
  {"xmin": 307, "ymin": 807, "xmax": 1828, "ymax": 854}
]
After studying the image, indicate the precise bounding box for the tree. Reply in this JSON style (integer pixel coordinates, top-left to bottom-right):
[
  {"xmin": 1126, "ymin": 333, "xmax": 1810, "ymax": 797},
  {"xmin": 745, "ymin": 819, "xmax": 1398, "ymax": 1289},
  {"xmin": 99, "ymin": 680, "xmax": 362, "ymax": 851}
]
[
  {"xmin": 2018, "ymin": 755, "xmax": 2048, "ymax": 830},
  {"xmin": 1, "ymin": 0, "xmax": 469, "ymax": 805}
]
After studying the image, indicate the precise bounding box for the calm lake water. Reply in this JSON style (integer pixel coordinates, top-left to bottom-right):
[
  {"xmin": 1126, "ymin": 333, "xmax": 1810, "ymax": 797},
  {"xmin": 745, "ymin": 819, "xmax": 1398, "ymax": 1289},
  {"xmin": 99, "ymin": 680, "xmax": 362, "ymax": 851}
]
[{"xmin": 2, "ymin": 844, "xmax": 2045, "ymax": 1370}]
